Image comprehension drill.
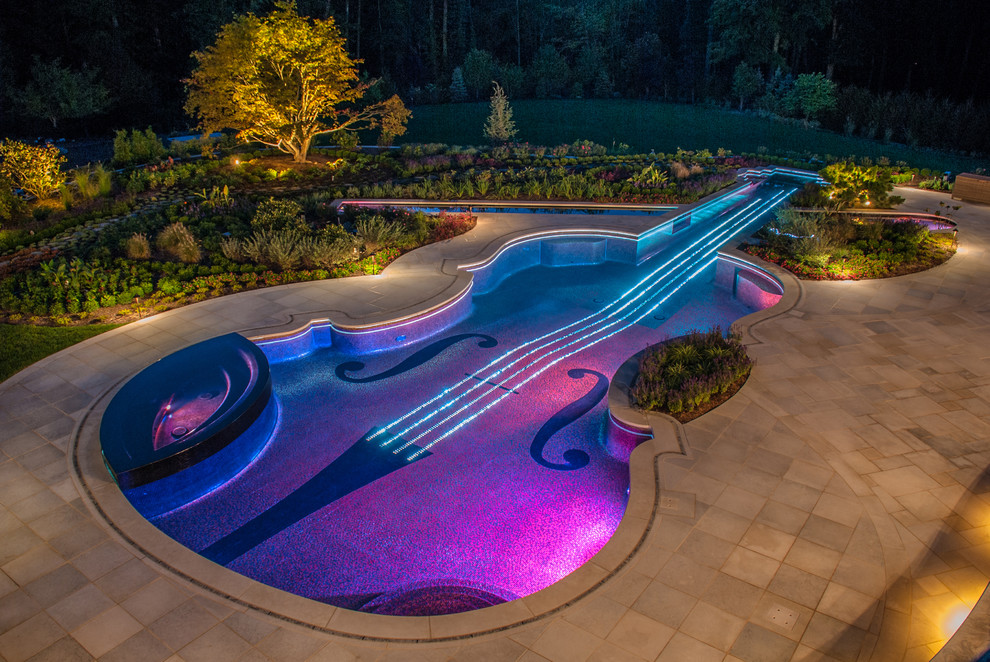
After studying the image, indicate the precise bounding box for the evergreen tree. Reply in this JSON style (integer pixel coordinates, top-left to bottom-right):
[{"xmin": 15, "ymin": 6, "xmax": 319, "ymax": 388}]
[
  {"xmin": 731, "ymin": 62, "xmax": 763, "ymax": 110},
  {"xmin": 794, "ymin": 72, "xmax": 837, "ymax": 121},
  {"xmin": 449, "ymin": 66, "xmax": 468, "ymax": 102},
  {"xmin": 462, "ymin": 49, "xmax": 496, "ymax": 100},
  {"xmin": 530, "ymin": 44, "xmax": 569, "ymax": 98},
  {"xmin": 483, "ymin": 82, "xmax": 517, "ymax": 144}
]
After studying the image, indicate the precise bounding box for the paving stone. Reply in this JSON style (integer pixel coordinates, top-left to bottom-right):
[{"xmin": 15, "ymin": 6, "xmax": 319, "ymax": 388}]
[
  {"xmin": 2, "ymin": 544, "xmax": 64, "ymax": 586},
  {"xmin": 768, "ymin": 564, "xmax": 829, "ymax": 610},
  {"xmin": 148, "ymin": 598, "xmax": 218, "ymax": 650},
  {"xmin": 23, "ymin": 564, "xmax": 90, "ymax": 608},
  {"xmin": 46, "ymin": 584, "xmax": 115, "ymax": 631},
  {"xmin": 254, "ymin": 627, "xmax": 331, "ymax": 662},
  {"xmin": 604, "ymin": 610, "xmax": 674, "ymax": 659},
  {"xmin": 69, "ymin": 605, "xmax": 144, "ymax": 658},
  {"xmin": 177, "ymin": 623, "xmax": 250, "ymax": 662},
  {"xmin": 0, "ymin": 612, "xmax": 65, "ymax": 662},
  {"xmin": 0, "ymin": 589, "xmax": 43, "ymax": 635},
  {"xmin": 23, "ymin": 635, "xmax": 92, "ymax": 662},
  {"xmin": 730, "ymin": 623, "xmax": 799, "ymax": 661},
  {"xmin": 678, "ymin": 601, "xmax": 745, "ymax": 652},
  {"xmin": 721, "ymin": 547, "xmax": 780, "ymax": 589},
  {"xmin": 798, "ymin": 515, "xmax": 855, "ymax": 553},
  {"xmin": 631, "ymin": 580, "xmax": 696, "ymax": 629}
]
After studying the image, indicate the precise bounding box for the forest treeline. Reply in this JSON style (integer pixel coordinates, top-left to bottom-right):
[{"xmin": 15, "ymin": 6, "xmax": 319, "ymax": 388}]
[{"xmin": 1, "ymin": 0, "xmax": 989, "ymax": 154}]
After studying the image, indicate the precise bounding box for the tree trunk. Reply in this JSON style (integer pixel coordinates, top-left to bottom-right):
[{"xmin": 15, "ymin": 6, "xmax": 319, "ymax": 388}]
[
  {"xmin": 378, "ymin": 0, "xmax": 385, "ymax": 72},
  {"xmin": 298, "ymin": 134, "xmax": 312, "ymax": 163},
  {"xmin": 429, "ymin": 0, "xmax": 438, "ymax": 80},
  {"xmin": 466, "ymin": 0, "xmax": 474, "ymax": 50},
  {"xmin": 356, "ymin": 0, "xmax": 362, "ymax": 59},
  {"xmin": 826, "ymin": 16, "xmax": 838, "ymax": 80},
  {"xmin": 442, "ymin": 0, "xmax": 448, "ymax": 66},
  {"xmin": 515, "ymin": 0, "xmax": 521, "ymax": 66}
]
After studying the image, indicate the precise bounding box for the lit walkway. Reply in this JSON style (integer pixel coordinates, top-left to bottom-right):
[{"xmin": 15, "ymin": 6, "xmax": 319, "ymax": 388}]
[{"xmin": 1, "ymin": 187, "xmax": 989, "ymax": 661}]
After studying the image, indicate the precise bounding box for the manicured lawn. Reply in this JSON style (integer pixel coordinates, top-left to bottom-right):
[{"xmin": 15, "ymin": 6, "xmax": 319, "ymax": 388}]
[
  {"xmin": 403, "ymin": 100, "xmax": 988, "ymax": 174},
  {"xmin": 0, "ymin": 323, "xmax": 120, "ymax": 382}
]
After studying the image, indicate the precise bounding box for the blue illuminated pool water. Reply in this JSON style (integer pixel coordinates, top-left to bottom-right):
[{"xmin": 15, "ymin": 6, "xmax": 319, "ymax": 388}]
[{"xmin": 136, "ymin": 182, "xmax": 796, "ymax": 616}]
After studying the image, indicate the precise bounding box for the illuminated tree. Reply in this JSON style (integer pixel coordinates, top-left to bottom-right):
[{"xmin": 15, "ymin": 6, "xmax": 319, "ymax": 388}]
[
  {"xmin": 0, "ymin": 140, "xmax": 66, "ymax": 199},
  {"xmin": 821, "ymin": 161, "xmax": 896, "ymax": 209},
  {"xmin": 184, "ymin": 0, "xmax": 410, "ymax": 163},
  {"xmin": 483, "ymin": 82, "xmax": 517, "ymax": 144}
]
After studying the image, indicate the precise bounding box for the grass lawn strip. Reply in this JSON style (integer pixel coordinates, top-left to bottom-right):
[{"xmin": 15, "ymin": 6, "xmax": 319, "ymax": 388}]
[{"xmin": 0, "ymin": 323, "xmax": 121, "ymax": 382}]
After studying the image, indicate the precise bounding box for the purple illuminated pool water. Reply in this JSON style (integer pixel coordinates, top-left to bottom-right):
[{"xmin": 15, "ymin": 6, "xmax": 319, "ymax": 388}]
[{"xmin": 133, "ymin": 183, "xmax": 794, "ymax": 616}]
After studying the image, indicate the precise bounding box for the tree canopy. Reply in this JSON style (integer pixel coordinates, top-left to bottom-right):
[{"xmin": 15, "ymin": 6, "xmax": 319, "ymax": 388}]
[
  {"xmin": 184, "ymin": 0, "xmax": 410, "ymax": 163},
  {"xmin": 16, "ymin": 57, "xmax": 110, "ymax": 129},
  {"xmin": 0, "ymin": 140, "xmax": 67, "ymax": 199}
]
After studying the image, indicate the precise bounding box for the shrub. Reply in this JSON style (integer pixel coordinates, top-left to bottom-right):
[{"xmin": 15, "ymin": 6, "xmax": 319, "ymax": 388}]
[
  {"xmin": 125, "ymin": 232, "xmax": 151, "ymax": 259},
  {"xmin": 632, "ymin": 328, "xmax": 752, "ymax": 416},
  {"xmin": 251, "ymin": 197, "xmax": 308, "ymax": 232},
  {"xmin": 71, "ymin": 167, "xmax": 99, "ymax": 200},
  {"xmin": 240, "ymin": 228, "xmax": 306, "ymax": 270},
  {"xmin": 301, "ymin": 237, "xmax": 354, "ymax": 269},
  {"xmin": 156, "ymin": 222, "xmax": 201, "ymax": 263},
  {"xmin": 0, "ymin": 140, "xmax": 66, "ymax": 198},
  {"xmin": 219, "ymin": 236, "xmax": 244, "ymax": 262},
  {"xmin": 157, "ymin": 278, "xmax": 182, "ymax": 295},
  {"xmin": 355, "ymin": 215, "xmax": 406, "ymax": 253},
  {"xmin": 264, "ymin": 229, "xmax": 306, "ymax": 270},
  {"xmin": 58, "ymin": 184, "xmax": 73, "ymax": 210},
  {"xmin": 113, "ymin": 127, "xmax": 166, "ymax": 166},
  {"xmin": 430, "ymin": 211, "xmax": 475, "ymax": 241},
  {"xmin": 0, "ymin": 173, "xmax": 26, "ymax": 221},
  {"xmin": 125, "ymin": 171, "xmax": 147, "ymax": 195}
]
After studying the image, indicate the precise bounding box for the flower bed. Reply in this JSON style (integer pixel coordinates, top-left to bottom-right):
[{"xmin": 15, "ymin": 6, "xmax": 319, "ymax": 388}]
[
  {"xmin": 631, "ymin": 328, "xmax": 752, "ymax": 423},
  {"xmin": 743, "ymin": 213, "xmax": 957, "ymax": 281}
]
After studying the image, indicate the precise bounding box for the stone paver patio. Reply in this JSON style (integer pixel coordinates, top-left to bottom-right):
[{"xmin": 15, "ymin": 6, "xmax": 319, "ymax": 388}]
[{"xmin": 1, "ymin": 186, "xmax": 989, "ymax": 661}]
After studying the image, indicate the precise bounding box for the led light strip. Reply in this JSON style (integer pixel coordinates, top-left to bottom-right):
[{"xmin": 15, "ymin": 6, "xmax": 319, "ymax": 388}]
[
  {"xmin": 409, "ymin": 258, "xmax": 722, "ymax": 455},
  {"xmin": 398, "ymin": 188, "xmax": 794, "ymax": 455},
  {"xmin": 373, "ymin": 193, "xmax": 766, "ymax": 445},
  {"xmin": 385, "ymin": 188, "xmax": 791, "ymax": 448}
]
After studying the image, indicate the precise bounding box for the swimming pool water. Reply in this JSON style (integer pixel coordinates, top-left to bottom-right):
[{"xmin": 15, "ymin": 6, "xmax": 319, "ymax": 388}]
[{"xmin": 138, "ymin": 183, "xmax": 794, "ymax": 615}]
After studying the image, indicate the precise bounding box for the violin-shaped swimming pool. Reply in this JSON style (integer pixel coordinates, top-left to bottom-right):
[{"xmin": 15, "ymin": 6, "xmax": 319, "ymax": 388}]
[{"xmin": 102, "ymin": 181, "xmax": 796, "ymax": 616}]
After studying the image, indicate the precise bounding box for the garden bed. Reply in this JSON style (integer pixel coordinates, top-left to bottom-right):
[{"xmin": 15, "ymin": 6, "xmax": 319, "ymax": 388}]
[
  {"xmin": 741, "ymin": 212, "xmax": 957, "ymax": 281},
  {"xmin": 0, "ymin": 142, "xmax": 751, "ymax": 328},
  {"xmin": 632, "ymin": 329, "xmax": 752, "ymax": 424}
]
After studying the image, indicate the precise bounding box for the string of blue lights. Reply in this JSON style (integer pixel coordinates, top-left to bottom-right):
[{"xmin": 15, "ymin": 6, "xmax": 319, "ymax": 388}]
[{"xmin": 374, "ymin": 184, "xmax": 795, "ymax": 457}]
